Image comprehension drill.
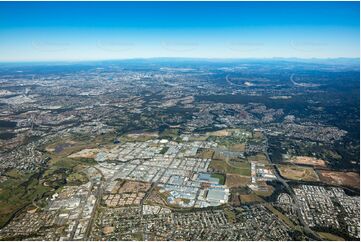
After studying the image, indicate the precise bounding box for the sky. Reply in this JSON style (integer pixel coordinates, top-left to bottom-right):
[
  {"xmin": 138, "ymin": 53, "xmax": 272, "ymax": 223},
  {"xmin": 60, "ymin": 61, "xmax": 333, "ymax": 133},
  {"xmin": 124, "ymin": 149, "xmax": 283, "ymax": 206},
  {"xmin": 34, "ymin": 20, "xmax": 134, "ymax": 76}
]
[{"xmin": 0, "ymin": 1, "xmax": 359, "ymax": 62}]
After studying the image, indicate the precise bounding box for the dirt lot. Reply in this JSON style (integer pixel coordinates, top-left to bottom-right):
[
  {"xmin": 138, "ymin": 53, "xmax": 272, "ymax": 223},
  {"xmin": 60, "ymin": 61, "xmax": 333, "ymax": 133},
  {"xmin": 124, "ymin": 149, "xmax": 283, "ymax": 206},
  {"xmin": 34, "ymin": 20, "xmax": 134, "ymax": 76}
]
[
  {"xmin": 122, "ymin": 132, "xmax": 159, "ymax": 142},
  {"xmin": 212, "ymin": 151, "xmax": 228, "ymax": 160},
  {"xmin": 277, "ymin": 165, "xmax": 319, "ymax": 182},
  {"xmin": 253, "ymin": 131, "xmax": 263, "ymax": 139},
  {"xmin": 68, "ymin": 148, "xmax": 100, "ymax": 159},
  {"xmin": 225, "ymin": 174, "xmax": 251, "ymax": 188},
  {"xmin": 288, "ymin": 156, "xmax": 326, "ymax": 167},
  {"xmin": 318, "ymin": 232, "xmax": 344, "ymax": 241},
  {"xmin": 318, "ymin": 170, "xmax": 360, "ymax": 189},
  {"xmin": 229, "ymin": 143, "xmax": 246, "ymax": 152},
  {"xmin": 118, "ymin": 180, "xmax": 151, "ymax": 193},
  {"xmin": 239, "ymin": 194, "xmax": 263, "ymax": 204},
  {"xmin": 207, "ymin": 129, "xmax": 231, "ymax": 137},
  {"xmin": 196, "ymin": 148, "xmax": 215, "ymax": 159},
  {"xmin": 229, "ymin": 193, "xmax": 241, "ymax": 206},
  {"xmin": 254, "ymin": 182, "xmax": 275, "ymax": 197},
  {"xmin": 145, "ymin": 188, "xmax": 172, "ymax": 208}
]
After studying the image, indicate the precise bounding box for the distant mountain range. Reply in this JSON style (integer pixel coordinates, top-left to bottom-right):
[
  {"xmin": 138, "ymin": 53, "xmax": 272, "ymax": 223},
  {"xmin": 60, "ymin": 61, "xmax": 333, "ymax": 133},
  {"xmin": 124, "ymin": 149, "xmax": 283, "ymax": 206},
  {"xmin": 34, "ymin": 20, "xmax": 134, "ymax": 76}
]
[{"xmin": 0, "ymin": 57, "xmax": 359, "ymax": 68}]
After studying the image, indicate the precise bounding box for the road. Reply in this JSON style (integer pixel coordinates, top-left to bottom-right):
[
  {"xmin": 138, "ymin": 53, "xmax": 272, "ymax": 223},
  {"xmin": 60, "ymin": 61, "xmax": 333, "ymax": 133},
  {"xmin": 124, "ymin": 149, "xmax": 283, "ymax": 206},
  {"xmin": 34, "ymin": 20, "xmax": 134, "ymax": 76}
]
[
  {"xmin": 263, "ymin": 135, "xmax": 321, "ymax": 240},
  {"xmin": 226, "ymin": 74, "xmax": 243, "ymax": 87},
  {"xmin": 290, "ymin": 73, "xmax": 320, "ymax": 87},
  {"xmin": 84, "ymin": 167, "xmax": 105, "ymax": 240}
]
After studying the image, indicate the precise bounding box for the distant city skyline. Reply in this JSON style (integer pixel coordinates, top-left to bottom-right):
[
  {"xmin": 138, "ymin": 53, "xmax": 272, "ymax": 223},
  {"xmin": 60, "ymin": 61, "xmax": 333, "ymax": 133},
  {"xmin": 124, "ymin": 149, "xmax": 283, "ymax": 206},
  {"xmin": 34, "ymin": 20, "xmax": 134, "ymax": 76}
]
[{"xmin": 0, "ymin": 1, "xmax": 359, "ymax": 62}]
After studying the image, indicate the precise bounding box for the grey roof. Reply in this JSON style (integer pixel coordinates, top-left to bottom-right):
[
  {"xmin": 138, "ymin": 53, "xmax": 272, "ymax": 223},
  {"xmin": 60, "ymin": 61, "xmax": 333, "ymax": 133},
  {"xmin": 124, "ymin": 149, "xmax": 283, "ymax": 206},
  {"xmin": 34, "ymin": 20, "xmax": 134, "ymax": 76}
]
[{"xmin": 207, "ymin": 189, "xmax": 225, "ymax": 201}]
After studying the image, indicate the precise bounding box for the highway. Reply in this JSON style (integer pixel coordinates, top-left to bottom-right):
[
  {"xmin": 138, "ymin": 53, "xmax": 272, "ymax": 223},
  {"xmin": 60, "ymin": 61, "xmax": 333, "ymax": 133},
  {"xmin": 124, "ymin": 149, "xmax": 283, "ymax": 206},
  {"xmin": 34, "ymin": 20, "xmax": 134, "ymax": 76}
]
[
  {"xmin": 226, "ymin": 74, "xmax": 244, "ymax": 87},
  {"xmin": 263, "ymin": 135, "xmax": 322, "ymax": 240}
]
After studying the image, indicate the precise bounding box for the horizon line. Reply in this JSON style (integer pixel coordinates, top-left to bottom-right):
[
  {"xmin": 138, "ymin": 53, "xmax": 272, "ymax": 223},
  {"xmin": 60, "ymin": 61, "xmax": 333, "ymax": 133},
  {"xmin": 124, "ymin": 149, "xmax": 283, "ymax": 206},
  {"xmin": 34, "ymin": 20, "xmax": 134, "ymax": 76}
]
[{"xmin": 0, "ymin": 56, "xmax": 360, "ymax": 64}]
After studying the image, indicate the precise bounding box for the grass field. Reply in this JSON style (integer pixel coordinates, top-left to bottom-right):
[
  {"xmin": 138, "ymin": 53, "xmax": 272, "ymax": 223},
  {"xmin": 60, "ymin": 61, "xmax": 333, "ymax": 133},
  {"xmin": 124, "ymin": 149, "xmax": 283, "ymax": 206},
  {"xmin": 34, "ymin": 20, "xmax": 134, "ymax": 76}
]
[
  {"xmin": 45, "ymin": 132, "xmax": 115, "ymax": 157},
  {"xmin": 247, "ymin": 153, "xmax": 269, "ymax": 164},
  {"xmin": 211, "ymin": 173, "xmax": 226, "ymax": 185},
  {"xmin": 207, "ymin": 129, "xmax": 251, "ymax": 148},
  {"xmin": 0, "ymin": 147, "xmax": 96, "ymax": 228},
  {"xmin": 209, "ymin": 159, "xmax": 251, "ymax": 176},
  {"xmin": 0, "ymin": 133, "xmax": 113, "ymax": 228},
  {"xmin": 159, "ymin": 128, "xmax": 179, "ymax": 139},
  {"xmin": 66, "ymin": 171, "xmax": 89, "ymax": 185},
  {"xmin": 277, "ymin": 165, "xmax": 319, "ymax": 182},
  {"xmin": 0, "ymin": 170, "xmax": 51, "ymax": 228},
  {"xmin": 223, "ymin": 206, "xmax": 236, "ymax": 223},
  {"xmin": 159, "ymin": 146, "xmax": 169, "ymax": 154}
]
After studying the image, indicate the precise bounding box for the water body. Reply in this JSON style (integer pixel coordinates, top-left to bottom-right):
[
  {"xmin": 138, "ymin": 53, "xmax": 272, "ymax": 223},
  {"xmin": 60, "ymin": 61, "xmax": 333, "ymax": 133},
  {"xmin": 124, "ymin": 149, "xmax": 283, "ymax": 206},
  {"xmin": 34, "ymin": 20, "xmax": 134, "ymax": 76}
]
[
  {"xmin": 0, "ymin": 120, "xmax": 17, "ymax": 128},
  {"xmin": 0, "ymin": 132, "xmax": 16, "ymax": 140}
]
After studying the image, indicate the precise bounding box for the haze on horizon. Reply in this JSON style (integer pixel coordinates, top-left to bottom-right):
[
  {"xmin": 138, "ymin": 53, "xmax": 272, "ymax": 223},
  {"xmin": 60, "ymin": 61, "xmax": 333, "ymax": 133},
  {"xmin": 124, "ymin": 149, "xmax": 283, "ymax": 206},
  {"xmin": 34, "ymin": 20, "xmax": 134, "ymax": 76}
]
[{"xmin": 0, "ymin": 1, "xmax": 359, "ymax": 62}]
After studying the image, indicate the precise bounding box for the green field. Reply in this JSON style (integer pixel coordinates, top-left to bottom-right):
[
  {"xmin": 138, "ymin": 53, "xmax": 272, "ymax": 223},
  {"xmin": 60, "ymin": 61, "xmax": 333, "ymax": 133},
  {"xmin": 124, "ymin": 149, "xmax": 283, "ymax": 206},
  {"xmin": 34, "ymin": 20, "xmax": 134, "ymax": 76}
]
[
  {"xmin": 209, "ymin": 160, "xmax": 251, "ymax": 176},
  {"xmin": 0, "ymin": 170, "xmax": 51, "ymax": 228},
  {"xmin": 0, "ymin": 155, "xmax": 93, "ymax": 228},
  {"xmin": 160, "ymin": 128, "xmax": 179, "ymax": 139},
  {"xmin": 159, "ymin": 146, "xmax": 169, "ymax": 154},
  {"xmin": 211, "ymin": 173, "xmax": 226, "ymax": 185}
]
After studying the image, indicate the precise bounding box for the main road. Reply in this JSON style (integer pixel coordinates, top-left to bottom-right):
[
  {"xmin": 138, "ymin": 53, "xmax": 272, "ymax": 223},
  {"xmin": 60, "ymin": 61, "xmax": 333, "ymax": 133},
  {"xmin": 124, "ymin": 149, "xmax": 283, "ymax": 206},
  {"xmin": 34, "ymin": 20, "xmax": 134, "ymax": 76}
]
[{"xmin": 263, "ymin": 135, "xmax": 321, "ymax": 240}]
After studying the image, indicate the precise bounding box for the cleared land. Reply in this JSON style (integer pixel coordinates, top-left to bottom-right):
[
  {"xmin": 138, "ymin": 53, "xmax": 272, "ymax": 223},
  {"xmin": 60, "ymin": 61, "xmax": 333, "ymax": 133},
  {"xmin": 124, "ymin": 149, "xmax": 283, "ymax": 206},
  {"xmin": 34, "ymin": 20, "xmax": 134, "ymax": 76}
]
[
  {"xmin": 68, "ymin": 148, "xmax": 100, "ymax": 159},
  {"xmin": 318, "ymin": 170, "xmax": 360, "ymax": 189},
  {"xmin": 254, "ymin": 182, "xmax": 275, "ymax": 197},
  {"xmin": 118, "ymin": 180, "xmax": 151, "ymax": 193},
  {"xmin": 196, "ymin": 148, "xmax": 215, "ymax": 159},
  {"xmin": 121, "ymin": 131, "xmax": 159, "ymax": 142},
  {"xmin": 207, "ymin": 129, "xmax": 232, "ymax": 137},
  {"xmin": 225, "ymin": 174, "xmax": 251, "ymax": 188},
  {"xmin": 288, "ymin": 156, "xmax": 326, "ymax": 167},
  {"xmin": 239, "ymin": 194, "xmax": 263, "ymax": 204},
  {"xmin": 229, "ymin": 143, "xmax": 246, "ymax": 152},
  {"xmin": 253, "ymin": 130, "xmax": 263, "ymax": 139},
  {"xmin": 144, "ymin": 188, "xmax": 169, "ymax": 207},
  {"xmin": 318, "ymin": 232, "xmax": 345, "ymax": 241},
  {"xmin": 277, "ymin": 165, "xmax": 319, "ymax": 182}
]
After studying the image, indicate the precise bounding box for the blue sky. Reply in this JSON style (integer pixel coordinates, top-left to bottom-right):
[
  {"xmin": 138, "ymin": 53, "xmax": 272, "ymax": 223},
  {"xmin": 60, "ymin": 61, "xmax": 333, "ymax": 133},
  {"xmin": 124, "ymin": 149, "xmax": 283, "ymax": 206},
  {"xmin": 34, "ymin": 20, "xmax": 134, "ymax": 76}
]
[{"xmin": 0, "ymin": 1, "xmax": 359, "ymax": 61}]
